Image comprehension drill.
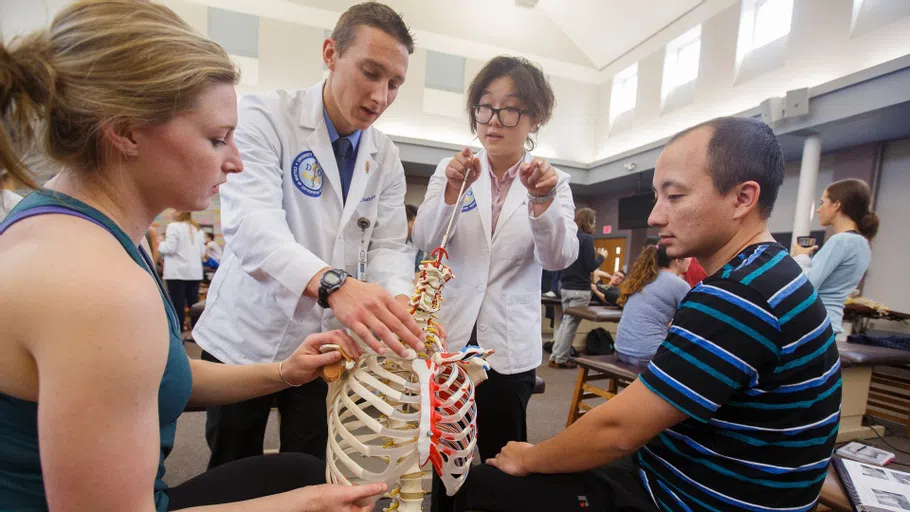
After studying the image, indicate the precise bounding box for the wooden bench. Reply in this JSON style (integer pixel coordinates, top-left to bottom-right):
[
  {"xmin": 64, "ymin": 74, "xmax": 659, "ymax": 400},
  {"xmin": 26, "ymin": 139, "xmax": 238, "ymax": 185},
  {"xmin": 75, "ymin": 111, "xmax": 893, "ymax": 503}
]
[{"xmin": 566, "ymin": 354, "xmax": 642, "ymax": 427}]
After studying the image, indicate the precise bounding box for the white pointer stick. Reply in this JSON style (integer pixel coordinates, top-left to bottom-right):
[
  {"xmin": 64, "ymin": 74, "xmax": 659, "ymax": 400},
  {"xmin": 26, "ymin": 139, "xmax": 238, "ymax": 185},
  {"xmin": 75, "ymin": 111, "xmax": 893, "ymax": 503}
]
[{"xmin": 439, "ymin": 167, "xmax": 472, "ymax": 253}]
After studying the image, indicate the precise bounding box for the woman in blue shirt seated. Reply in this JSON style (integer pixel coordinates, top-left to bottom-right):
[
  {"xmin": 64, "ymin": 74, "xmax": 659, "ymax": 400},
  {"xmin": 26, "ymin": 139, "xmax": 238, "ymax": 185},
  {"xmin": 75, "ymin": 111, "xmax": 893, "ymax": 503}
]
[
  {"xmin": 791, "ymin": 178, "xmax": 879, "ymax": 336},
  {"xmin": 613, "ymin": 244, "xmax": 691, "ymax": 366}
]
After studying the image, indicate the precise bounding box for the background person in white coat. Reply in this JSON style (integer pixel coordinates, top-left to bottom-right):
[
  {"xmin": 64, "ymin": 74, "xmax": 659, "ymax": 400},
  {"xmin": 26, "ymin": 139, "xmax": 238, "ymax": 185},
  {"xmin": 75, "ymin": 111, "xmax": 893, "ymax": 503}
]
[
  {"xmin": 192, "ymin": 2, "xmax": 425, "ymax": 469},
  {"xmin": 413, "ymin": 56, "xmax": 579, "ymax": 471},
  {"xmin": 158, "ymin": 211, "xmax": 205, "ymax": 330}
]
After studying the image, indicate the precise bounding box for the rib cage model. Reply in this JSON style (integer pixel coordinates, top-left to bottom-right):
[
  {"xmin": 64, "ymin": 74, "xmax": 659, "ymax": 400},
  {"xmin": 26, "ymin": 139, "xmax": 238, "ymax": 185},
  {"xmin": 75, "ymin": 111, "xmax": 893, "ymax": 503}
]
[{"xmin": 322, "ymin": 248, "xmax": 493, "ymax": 512}]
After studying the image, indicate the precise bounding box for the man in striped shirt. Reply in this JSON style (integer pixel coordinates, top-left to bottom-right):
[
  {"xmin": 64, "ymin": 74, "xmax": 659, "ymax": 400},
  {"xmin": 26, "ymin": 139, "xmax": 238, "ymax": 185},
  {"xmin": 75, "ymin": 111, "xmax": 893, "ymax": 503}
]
[{"xmin": 446, "ymin": 117, "xmax": 841, "ymax": 512}]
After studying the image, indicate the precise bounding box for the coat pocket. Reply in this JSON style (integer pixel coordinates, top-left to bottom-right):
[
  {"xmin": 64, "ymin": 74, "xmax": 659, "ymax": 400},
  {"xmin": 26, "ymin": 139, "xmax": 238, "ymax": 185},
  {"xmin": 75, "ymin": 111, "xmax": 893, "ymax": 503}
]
[{"xmin": 505, "ymin": 292, "xmax": 540, "ymax": 342}]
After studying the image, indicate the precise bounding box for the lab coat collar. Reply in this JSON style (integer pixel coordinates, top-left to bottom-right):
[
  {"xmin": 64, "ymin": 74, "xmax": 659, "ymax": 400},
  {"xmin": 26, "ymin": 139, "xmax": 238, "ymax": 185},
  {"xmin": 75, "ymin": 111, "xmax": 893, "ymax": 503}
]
[
  {"xmin": 298, "ymin": 81, "xmax": 326, "ymax": 130},
  {"xmin": 322, "ymin": 106, "xmax": 363, "ymax": 154}
]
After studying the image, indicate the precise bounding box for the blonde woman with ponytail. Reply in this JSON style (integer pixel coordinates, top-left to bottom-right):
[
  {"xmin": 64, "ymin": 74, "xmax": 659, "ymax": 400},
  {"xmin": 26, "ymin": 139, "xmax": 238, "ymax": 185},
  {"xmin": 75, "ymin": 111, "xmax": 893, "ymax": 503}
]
[
  {"xmin": 0, "ymin": 2, "xmax": 387, "ymax": 511},
  {"xmin": 791, "ymin": 178, "xmax": 880, "ymax": 336}
]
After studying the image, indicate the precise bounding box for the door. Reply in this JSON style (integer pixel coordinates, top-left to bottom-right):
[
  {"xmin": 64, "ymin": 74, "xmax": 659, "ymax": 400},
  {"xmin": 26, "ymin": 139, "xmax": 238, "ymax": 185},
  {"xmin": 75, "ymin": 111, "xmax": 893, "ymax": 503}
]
[{"xmin": 593, "ymin": 237, "xmax": 627, "ymax": 277}]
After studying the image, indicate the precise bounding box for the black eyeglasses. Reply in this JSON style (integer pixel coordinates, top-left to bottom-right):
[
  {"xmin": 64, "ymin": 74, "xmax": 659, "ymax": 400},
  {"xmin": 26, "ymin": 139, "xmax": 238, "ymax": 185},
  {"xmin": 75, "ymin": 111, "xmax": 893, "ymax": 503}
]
[{"xmin": 473, "ymin": 104, "xmax": 526, "ymax": 128}]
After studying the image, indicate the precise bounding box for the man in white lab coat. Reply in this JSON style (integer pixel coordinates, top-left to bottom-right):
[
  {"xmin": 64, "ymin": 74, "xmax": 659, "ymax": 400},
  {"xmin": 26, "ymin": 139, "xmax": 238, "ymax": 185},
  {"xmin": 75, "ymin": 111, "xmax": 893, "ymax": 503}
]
[{"xmin": 192, "ymin": 2, "xmax": 424, "ymax": 468}]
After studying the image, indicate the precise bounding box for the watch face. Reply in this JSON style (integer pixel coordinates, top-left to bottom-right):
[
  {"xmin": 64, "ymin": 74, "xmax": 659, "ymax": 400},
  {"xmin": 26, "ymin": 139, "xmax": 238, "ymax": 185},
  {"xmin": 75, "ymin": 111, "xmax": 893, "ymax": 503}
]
[{"xmin": 324, "ymin": 271, "xmax": 342, "ymax": 286}]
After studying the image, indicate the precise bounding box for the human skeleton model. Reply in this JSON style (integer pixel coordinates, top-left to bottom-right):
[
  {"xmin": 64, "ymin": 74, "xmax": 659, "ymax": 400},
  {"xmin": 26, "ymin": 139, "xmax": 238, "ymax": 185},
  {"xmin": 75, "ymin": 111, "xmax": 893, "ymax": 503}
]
[{"xmin": 321, "ymin": 244, "xmax": 493, "ymax": 512}]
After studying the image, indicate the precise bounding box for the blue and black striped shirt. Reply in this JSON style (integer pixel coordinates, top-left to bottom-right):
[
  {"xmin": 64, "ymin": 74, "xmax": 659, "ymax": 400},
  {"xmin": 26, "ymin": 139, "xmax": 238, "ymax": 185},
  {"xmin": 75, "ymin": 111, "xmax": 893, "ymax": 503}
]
[{"xmin": 637, "ymin": 242, "xmax": 841, "ymax": 512}]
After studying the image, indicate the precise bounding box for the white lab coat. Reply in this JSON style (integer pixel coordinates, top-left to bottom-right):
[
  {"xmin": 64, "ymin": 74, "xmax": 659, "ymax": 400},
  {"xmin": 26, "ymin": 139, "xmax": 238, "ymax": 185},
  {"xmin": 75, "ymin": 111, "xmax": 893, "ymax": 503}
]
[
  {"xmin": 193, "ymin": 82, "xmax": 415, "ymax": 365},
  {"xmin": 412, "ymin": 151, "xmax": 578, "ymax": 374},
  {"xmin": 158, "ymin": 222, "xmax": 205, "ymax": 281}
]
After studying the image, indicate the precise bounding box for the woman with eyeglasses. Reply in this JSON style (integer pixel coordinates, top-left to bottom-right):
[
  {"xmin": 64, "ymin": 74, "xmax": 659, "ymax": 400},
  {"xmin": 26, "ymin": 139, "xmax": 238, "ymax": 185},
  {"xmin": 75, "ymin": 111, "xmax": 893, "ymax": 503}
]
[
  {"xmin": 413, "ymin": 56, "xmax": 578, "ymax": 470},
  {"xmin": 791, "ymin": 178, "xmax": 879, "ymax": 337}
]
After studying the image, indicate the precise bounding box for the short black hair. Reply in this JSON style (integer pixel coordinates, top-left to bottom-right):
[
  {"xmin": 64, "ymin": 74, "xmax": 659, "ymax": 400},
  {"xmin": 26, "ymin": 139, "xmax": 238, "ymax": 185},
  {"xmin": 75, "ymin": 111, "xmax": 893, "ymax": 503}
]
[
  {"xmin": 332, "ymin": 2, "xmax": 414, "ymax": 55},
  {"xmin": 405, "ymin": 204, "xmax": 418, "ymax": 220},
  {"xmin": 668, "ymin": 117, "xmax": 784, "ymax": 218},
  {"xmin": 466, "ymin": 56, "xmax": 555, "ymax": 151}
]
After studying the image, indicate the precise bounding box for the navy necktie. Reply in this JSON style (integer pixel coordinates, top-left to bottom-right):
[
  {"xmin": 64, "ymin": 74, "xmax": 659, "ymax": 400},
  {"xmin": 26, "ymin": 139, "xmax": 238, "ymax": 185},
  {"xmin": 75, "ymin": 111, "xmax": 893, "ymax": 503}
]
[{"xmin": 334, "ymin": 137, "xmax": 354, "ymax": 204}]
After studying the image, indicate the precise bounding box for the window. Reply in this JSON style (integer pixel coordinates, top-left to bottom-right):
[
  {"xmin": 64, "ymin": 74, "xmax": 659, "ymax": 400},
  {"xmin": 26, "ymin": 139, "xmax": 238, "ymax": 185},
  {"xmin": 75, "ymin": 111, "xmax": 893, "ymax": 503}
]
[
  {"xmin": 752, "ymin": 0, "xmax": 793, "ymax": 49},
  {"xmin": 609, "ymin": 63, "xmax": 638, "ymax": 124},
  {"xmin": 851, "ymin": 0, "xmax": 910, "ymax": 38},
  {"xmin": 662, "ymin": 25, "xmax": 701, "ymax": 102},
  {"xmin": 734, "ymin": 0, "xmax": 793, "ymax": 77}
]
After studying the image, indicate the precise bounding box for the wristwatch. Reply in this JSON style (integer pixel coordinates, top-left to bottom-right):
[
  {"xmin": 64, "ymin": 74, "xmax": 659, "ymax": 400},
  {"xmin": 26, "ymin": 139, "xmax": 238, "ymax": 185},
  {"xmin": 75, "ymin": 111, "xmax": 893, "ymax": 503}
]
[{"xmin": 317, "ymin": 269, "xmax": 349, "ymax": 309}]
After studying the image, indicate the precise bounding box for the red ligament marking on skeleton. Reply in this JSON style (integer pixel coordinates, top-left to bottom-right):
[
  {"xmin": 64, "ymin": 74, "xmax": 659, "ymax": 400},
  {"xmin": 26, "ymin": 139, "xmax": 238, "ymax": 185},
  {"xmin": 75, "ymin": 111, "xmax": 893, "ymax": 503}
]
[{"xmin": 431, "ymin": 247, "xmax": 448, "ymax": 262}]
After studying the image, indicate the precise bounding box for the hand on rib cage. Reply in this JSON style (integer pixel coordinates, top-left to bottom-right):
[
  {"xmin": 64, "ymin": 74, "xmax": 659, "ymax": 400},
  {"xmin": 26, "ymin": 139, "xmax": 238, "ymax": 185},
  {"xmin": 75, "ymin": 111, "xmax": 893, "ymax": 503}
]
[{"xmin": 323, "ymin": 250, "xmax": 493, "ymax": 510}]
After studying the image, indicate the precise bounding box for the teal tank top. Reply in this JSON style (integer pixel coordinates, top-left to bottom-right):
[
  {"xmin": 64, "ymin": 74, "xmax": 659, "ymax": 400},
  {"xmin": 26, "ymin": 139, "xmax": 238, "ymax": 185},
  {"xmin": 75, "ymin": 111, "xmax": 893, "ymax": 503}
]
[{"xmin": 0, "ymin": 190, "xmax": 193, "ymax": 512}]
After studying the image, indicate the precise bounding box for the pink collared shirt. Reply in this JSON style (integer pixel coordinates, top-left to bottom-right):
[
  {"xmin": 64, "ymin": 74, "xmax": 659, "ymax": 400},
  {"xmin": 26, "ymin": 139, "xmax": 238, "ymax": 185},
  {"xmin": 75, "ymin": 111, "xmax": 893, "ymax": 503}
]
[{"xmin": 488, "ymin": 157, "xmax": 523, "ymax": 235}]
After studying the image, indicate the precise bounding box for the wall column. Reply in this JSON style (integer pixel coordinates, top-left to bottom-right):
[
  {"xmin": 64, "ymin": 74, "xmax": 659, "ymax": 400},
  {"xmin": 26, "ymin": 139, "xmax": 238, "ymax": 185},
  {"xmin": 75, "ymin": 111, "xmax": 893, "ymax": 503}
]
[{"xmin": 792, "ymin": 134, "xmax": 823, "ymax": 239}]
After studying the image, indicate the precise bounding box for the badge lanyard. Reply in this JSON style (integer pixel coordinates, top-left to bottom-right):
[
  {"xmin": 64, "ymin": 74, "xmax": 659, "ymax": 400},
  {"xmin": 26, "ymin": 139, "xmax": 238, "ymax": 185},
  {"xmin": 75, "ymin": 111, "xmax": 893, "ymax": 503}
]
[{"xmin": 357, "ymin": 217, "xmax": 370, "ymax": 281}]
